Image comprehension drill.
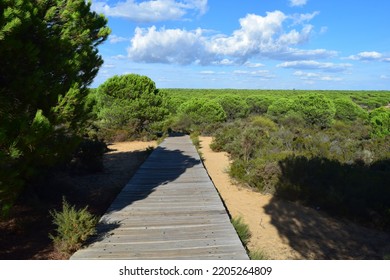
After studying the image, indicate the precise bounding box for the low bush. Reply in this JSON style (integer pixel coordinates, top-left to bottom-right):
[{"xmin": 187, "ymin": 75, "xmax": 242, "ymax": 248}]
[
  {"xmin": 267, "ymin": 98, "xmax": 295, "ymax": 119},
  {"xmin": 245, "ymin": 95, "xmax": 274, "ymax": 115},
  {"xmin": 217, "ymin": 95, "xmax": 250, "ymax": 120},
  {"xmin": 369, "ymin": 107, "xmax": 390, "ymax": 138},
  {"xmin": 333, "ymin": 98, "xmax": 368, "ymax": 121},
  {"xmin": 49, "ymin": 199, "xmax": 98, "ymax": 255},
  {"xmin": 292, "ymin": 94, "xmax": 336, "ymax": 128},
  {"xmin": 175, "ymin": 98, "xmax": 226, "ymax": 132}
]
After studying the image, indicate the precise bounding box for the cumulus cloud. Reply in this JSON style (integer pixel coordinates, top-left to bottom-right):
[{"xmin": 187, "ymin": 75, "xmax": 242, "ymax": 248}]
[
  {"xmin": 92, "ymin": 0, "xmax": 208, "ymax": 22},
  {"xmin": 347, "ymin": 51, "xmax": 390, "ymax": 62},
  {"xmin": 277, "ymin": 60, "xmax": 351, "ymax": 72},
  {"xmin": 128, "ymin": 26, "xmax": 208, "ymax": 64},
  {"xmin": 289, "ymin": 0, "xmax": 308, "ymax": 7},
  {"xmin": 127, "ymin": 11, "xmax": 333, "ymax": 65}
]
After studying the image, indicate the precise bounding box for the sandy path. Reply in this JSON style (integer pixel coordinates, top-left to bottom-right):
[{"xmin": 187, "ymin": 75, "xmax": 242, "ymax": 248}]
[{"xmin": 199, "ymin": 136, "xmax": 390, "ymax": 260}]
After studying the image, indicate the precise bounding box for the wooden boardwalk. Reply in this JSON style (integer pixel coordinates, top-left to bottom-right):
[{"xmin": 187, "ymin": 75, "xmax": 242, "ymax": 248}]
[{"xmin": 71, "ymin": 135, "xmax": 248, "ymax": 260}]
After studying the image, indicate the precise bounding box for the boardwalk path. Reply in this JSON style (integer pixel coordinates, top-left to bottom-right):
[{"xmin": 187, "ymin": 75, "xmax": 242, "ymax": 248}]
[{"xmin": 71, "ymin": 135, "xmax": 248, "ymax": 260}]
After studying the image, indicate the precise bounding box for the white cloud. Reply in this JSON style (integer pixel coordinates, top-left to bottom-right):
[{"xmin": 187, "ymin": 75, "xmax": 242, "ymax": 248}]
[
  {"xmin": 290, "ymin": 11, "xmax": 319, "ymax": 25},
  {"xmin": 213, "ymin": 58, "xmax": 235, "ymax": 65},
  {"xmin": 233, "ymin": 69, "xmax": 275, "ymax": 79},
  {"xmin": 108, "ymin": 34, "xmax": 129, "ymax": 44},
  {"xmin": 274, "ymin": 48, "xmax": 337, "ymax": 61},
  {"xmin": 289, "ymin": 0, "xmax": 308, "ymax": 7},
  {"xmin": 346, "ymin": 51, "xmax": 390, "ymax": 63},
  {"xmin": 128, "ymin": 26, "xmax": 208, "ymax": 64},
  {"xmin": 92, "ymin": 0, "xmax": 208, "ymax": 22},
  {"xmin": 347, "ymin": 51, "xmax": 383, "ymax": 61},
  {"xmin": 127, "ymin": 11, "xmax": 333, "ymax": 65},
  {"xmin": 278, "ymin": 60, "xmax": 351, "ymax": 72},
  {"xmin": 245, "ymin": 62, "xmax": 265, "ymax": 68},
  {"xmin": 200, "ymin": 70, "xmax": 215, "ymax": 74},
  {"xmin": 294, "ymin": 71, "xmax": 343, "ymax": 81}
]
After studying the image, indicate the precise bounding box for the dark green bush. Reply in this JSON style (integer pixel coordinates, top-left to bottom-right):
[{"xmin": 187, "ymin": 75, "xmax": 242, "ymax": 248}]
[
  {"xmin": 95, "ymin": 74, "xmax": 169, "ymax": 136},
  {"xmin": 369, "ymin": 107, "xmax": 390, "ymax": 138},
  {"xmin": 333, "ymin": 98, "xmax": 368, "ymax": 121},
  {"xmin": 175, "ymin": 98, "xmax": 226, "ymax": 132},
  {"xmin": 69, "ymin": 139, "xmax": 108, "ymax": 175},
  {"xmin": 245, "ymin": 95, "xmax": 274, "ymax": 115},
  {"xmin": 292, "ymin": 94, "xmax": 336, "ymax": 127},
  {"xmin": 217, "ymin": 95, "xmax": 250, "ymax": 120},
  {"xmin": 267, "ymin": 98, "xmax": 295, "ymax": 119}
]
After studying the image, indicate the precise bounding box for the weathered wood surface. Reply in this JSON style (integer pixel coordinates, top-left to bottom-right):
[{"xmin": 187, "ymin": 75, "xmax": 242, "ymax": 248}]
[{"xmin": 71, "ymin": 135, "xmax": 248, "ymax": 260}]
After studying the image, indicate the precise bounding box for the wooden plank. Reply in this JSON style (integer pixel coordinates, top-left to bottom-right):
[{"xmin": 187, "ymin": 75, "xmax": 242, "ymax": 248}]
[{"xmin": 71, "ymin": 135, "xmax": 248, "ymax": 260}]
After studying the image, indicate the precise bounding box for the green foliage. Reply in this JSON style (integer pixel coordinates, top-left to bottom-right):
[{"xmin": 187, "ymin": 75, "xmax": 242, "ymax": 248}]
[
  {"xmin": 217, "ymin": 95, "xmax": 250, "ymax": 120},
  {"xmin": 333, "ymin": 98, "xmax": 368, "ymax": 121},
  {"xmin": 249, "ymin": 249, "xmax": 269, "ymax": 260},
  {"xmin": 69, "ymin": 139, "xmax": 108, "ymax": 175},
  {"xmin": 96, "ymin": 74, "xmax": 168, "ymax": 138},
  {"xmin": 292, "ymin": 94, "xmax": 336, "ymax": 127},
  {"xmin": 175, "ymin": 98, "xmax": 226, "ymax": 132},
  {"xmin": 0, "ymin": 0, "xmax": 110, "ymax": 213},
  {"xmin": 49, "ymin": 198, "xmax": 98, "ymax": 254},
  {"xmin": 231, "ymin": 216, "xmax": 251, "ymax": 246},
  {"xmin": 369, "ymin": 107, "xmax": 390, "ymax": 138},
  {"xmin": 245, "ymin": 95, "xmax": 274, "ymax": 115},
  {"xmin": 267, "ymin": 98, "xmax": 295, "ymax": 119},
  {"xmin": 212, "ymin": 114, "xmax": 390, "ymax": 229}
]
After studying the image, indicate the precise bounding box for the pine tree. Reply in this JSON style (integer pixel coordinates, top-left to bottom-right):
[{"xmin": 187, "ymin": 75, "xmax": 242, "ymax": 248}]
[{"xmin": 0, "ymin": 0, "xmax": 110, "ymax": 214}]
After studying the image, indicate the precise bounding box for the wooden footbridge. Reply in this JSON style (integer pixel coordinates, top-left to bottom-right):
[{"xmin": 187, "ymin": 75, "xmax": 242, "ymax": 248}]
[{"xmin": 71, "ymin": 135, "xmax": 248, "ymax": 260}]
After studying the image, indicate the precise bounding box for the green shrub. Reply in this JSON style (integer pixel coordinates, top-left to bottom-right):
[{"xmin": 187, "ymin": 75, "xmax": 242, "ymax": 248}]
[
  {"xmin": 292, "ymin": 94, "xmax": 336, "ymax": 127},
  {"xmin": 217, "ymin": 95, "xmax": 250, "ymax": 120},
  {"xmin": 250, "ymin": 116, "xmax": 277, "ymax": 131},
  {"xmin": 245, "ymin": 95, "xmax": 274, "ymax": 115},
  {"xmin": 231, "ymin": 216, "xmax": 251, "ymax": 246},
  {"xmin": 369, "ymin": 107, "xmax": 390, "ymax": 138},
  {"xmin": 267, "ymin": 98, "xmax": 295, "ymax": 119},
  {"xmin": 69, "ymin": 139, "xmax": 108, "ymax": 175},
  {"xmin": 176, "ymin": 98, "xmax": 226, "ymax": 131},
  {"xmin": 96, "ymin": 74, "xmax": 169, "ymax": 134},
  {"xmin": 49, "ymin": 199, "xmax": 98, "ymax": 255},
  {"xmin": 333, "ymin": 98, "xmax": 368, "ymax": 121}
]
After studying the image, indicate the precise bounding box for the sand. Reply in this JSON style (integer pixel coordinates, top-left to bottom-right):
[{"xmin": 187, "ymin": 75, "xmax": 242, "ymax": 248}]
[{"xmin": 199, "ymin": 136, "xmax": 390, "ymax": 260}]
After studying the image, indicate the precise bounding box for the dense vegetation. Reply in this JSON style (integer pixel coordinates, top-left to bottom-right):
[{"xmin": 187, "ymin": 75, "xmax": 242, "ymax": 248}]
[
  {"xmin": 1, "ymin": 1, "xmax": 389, "ymax": 237},
  {"xmin": 0, "ymin": 0, "xmax": 110, "ymax": 215},
  {"xmin": 159, "ymin": 88, "xmax": 390, "ymax": 230}
]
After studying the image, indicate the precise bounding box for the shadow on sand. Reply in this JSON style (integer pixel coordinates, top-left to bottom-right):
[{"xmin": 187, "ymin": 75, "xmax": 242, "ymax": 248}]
[{"xmin": 263, "ymin": 156, "xmax": 390, "ymax": 260}]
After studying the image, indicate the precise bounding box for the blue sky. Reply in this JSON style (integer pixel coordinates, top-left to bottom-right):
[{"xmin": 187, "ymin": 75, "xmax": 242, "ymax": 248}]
[{"xmin": 90, "ymin": 0, "xmax": 390, "ymax": 90}]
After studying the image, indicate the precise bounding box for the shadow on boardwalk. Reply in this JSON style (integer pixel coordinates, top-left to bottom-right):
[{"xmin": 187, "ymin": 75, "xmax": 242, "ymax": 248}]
[{"xmin": 88, "ymin": 145, "xmax": 202, "ymax": 244}]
